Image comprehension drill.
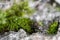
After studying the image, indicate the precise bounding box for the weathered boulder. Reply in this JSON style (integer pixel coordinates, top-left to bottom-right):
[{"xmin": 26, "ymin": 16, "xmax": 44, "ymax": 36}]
[
  {"xmin": 20, "ymin": 32, "xmax": 60, "ymax": 40},
  {"xmin": 0, "ymin": 29, "xmax": 60, "ymax": 40},
  {"xmin": 0, "ymin": 29, "xmax": 27, "ymax": 40}
]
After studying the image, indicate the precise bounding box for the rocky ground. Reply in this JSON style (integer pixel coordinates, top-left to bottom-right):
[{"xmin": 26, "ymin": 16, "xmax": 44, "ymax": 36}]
[
  {"xmin": 0, "ymin": 0, "xmax": 60, "ymax": 40},
  {"xmin": 0, "ymin": 29, "xmax": 60, "ymax": 40}
]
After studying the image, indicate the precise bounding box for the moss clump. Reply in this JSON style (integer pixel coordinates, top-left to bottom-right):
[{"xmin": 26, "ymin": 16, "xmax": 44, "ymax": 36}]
[
  {"xmin": 0, "ymin": 10, "xmax": 7, "ymax": 33},
  {"xmin": 6, "ymin": 0, "xmax": 34, "ymax": 17},
  {"xmin": 7, "ymin": 17, "xmax": 34, "ymax": 33},
  {"xmin": 0, "ymin": 0, "xmax": 34, "ymax": 34},
  {"xmin": 17, "ymin": 18, "xmax": 34, "ymax": 33},
  {"xmin": 47, "ymin": 21, "xmax": 59, "ymax": 35}
]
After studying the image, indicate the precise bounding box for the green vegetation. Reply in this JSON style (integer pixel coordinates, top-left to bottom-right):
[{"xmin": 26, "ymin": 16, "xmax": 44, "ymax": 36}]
[
  {"xmin": 0, "ymin": 10, "xmax": 7, "ymax": 32},
  {"xmin": 0, "ymin": 0, "xmax": 59, "ymax": 34},
  {"xmin": 6, "ymin": 1, "xmax": 34, "ymax": 17},
  {"xmin": 0, "ymin": 0, "xmax": 34, "ymax": 33},
  {"xmin": 17, "ymin": 18, "xmax": 33, "ymax": 33},
  {"xmin": 7, "ymin": 17, "xmax": 33, "ymax": 33},
  {"xmin": 47, "ymin": 21, "xmax": 58, "ymax": 35}
]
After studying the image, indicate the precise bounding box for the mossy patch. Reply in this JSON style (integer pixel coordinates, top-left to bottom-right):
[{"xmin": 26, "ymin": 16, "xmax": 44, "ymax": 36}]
[{"xmin": 47, "ymin": 21, "xmax": 59, "ymax": 35}]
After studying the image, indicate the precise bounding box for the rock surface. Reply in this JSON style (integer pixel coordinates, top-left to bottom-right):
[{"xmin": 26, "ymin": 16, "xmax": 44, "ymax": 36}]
[
  {"xmin": 29, "ymin": 0, "xmax": 60, "ymax": 22},
  {"xmin": 0, "ymin": 29, "xmax": 27, "ymax": 40},
  {"xmin": 0, "ymin": 29, "xmax": 60, "ymax": 40},
  {"xmin": 0, "ymin": 0, "xmax": 60, "ymax": 40}
]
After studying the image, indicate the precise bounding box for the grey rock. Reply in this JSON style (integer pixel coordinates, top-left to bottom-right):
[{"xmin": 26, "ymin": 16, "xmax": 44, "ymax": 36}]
[
  {"xmin": 0, "ymin": 29, "xmax": 27, "ymax": 40},
  {"xmin": 18, "ymin": 29, "xmax": 27, "ymax": 38},
  {"xmin": 0, "ymin": 29, "xmax": 60, "ymax": 40}
]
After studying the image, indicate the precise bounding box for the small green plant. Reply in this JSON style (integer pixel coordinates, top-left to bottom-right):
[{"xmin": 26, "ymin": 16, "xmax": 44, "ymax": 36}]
[
  {"xmin": 6, "ymin": 0, "xmax": 34, "ymax": 17},
  {"xmin": 17, "ymin": 18, "xmax": 33, "ymax": 33},
  {"xmin": 47, "ymin": 21, "xmax": 58, "ymax": 35},
  {"xmin": 0, "ymin": 10, "xmax": 7, "ymax": 32},
  {"xmin": 7, "ymin": 16, "xmax": 33, "ymax": 33},
  {"xmin": 0, "ymin": 0, "xmax": 35, "ymax": 33},
  {"xmin": 7, "ymin": 16, "xmax": 19, "ymax": 31}
]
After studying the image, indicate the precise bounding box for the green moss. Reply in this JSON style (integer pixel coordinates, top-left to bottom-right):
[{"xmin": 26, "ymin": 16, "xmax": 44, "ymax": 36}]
[
  {"xmin": 17, "ymin": 18, "xmax": 34, "ymax": 33},
  {"xmin": 7, "ymin": 16, "xmax": 33, "ymax": 33},
  {"xmin": 47, "ymin": 21, "xmax": 58, "ymax": 35},
  {"xmin": 6, "ymin": 0, "xmax": 34, "ymax": 17},
  {"xmin": 7, "ymin": 16, "xmax": 19, "ymax": 31},
  {"xmin": 0, "ymin": 0, "xmax": 34, "ymax": 33}
]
